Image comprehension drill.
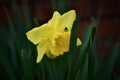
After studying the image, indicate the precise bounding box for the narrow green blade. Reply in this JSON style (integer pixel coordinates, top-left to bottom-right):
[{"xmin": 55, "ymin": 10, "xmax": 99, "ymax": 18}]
[
  {"xmin": 34, "ymin": 18, "xmax": 39, "ymax": 27},
  {"xmin": 67, "ymin": 19, "xmax": 79, "ymax": 80},
  {"xmin": 58, "ymin": 0, "xmax": 68, "ymax": 14},
  {"xmin": 98, "ymin": 42, "xmax": 120, "ymax": 80},
  {"xmin": 22, "ymin": 0, "xmax": 32, "ymax": 31},
  {"xmin": 73, "ymin": 23, "xmax": 96, "ymax": 80}
]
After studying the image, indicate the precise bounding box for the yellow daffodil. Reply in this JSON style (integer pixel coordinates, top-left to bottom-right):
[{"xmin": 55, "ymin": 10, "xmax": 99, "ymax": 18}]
[{"xmin": 26, "ymin": 10, "xmax": 82, "ymax": 63}]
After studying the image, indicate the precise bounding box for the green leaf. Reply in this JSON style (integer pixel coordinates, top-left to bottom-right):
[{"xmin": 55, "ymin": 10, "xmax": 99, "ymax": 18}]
[
  {"xmin": 0, "ymin": 26, "xmax": 8, "ymax": 50},
  {"xmin": 51, "ymin": 0, "xmax": 57, "ymax": 11},
  {"xmin": 44, "ymin": 58, "xmax": 56, "ymax": 80},
  {"xmin": 11, "ymin": 0, "xmax": 25, "ymax": 34},
  {"xmin": 37, "ymin": 57, "xmax": 58, "ymax": 80},
  {"xmin": 67, "ymin": 19, "xmax": 79, "ymax": 80},
  {"xmin": 72, "ymin": 23, "xmax": 96, "ymax": 80},
  {"xmin": 37, "ymin": 62, "xmax": 45, "ymax": 80},
  {"xmin": 88, "ymin": 31, "xmax": 96, "ymax": 80},
  {"xmin": 0, "ymin": 57, "xmax": 16, "ymax": 80},
  {"xmin": 21, "ymin": 49, "xmax": 34, "ymax": 80},
  {"xmin": 69, "ymin": 20, "xmax": 79, "ymax": 57},
  {"xmin": 75, "ymin": 53, "xmax": 88, "ymax": 80},
  {"xmin": 54, "ymin": 53, "xmax": 68, "ymax": 80},
  {"xmin": 34, "ymin": 18, "xmax": 39, "ymax": 27},
  {"xmin": 0, "ymin": 26, "xmax": 16, "ymax": 80},
  {"xmin": 22, "ymin": 0, "xmax": 32, "ymax": 31},
  {"xmin": 4, "ymin": 7, "xmax": 20, "ymax": 52},
  {"xmin": 88, "ymin": 20, "xmax": 96, "ymax": 80},
  {"xmin": 98, "ymin": 42, "xmax": 120, "ymax": 80},
  {"xmin": 58, "ymin": 0, "xmax": 68, "ymax": 14},
  {"xmin": 51, "ymin": 0, "xmax": 68, "ymax": 13}
]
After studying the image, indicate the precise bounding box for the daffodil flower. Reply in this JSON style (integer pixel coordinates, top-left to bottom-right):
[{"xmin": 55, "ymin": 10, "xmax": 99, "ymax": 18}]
[{"xmin": 26, "ymin": 10, "xmax": 82, "ymax": 63}]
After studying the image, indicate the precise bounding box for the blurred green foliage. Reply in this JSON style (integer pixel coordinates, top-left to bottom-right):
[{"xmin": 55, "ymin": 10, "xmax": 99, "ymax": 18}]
[{"xmin": 0, "ymin": 0, "xmax": 120, "ymax": 80}]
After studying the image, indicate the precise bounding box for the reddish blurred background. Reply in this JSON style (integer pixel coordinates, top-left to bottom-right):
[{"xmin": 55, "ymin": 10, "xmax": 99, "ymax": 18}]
[{"xmin": 0, "ymin": 0, "xmax": 120, "ymax": 57}]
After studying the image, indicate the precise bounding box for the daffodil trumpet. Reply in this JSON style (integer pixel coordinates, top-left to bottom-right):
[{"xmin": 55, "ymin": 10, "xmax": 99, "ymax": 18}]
[{"xmin": 26, "ymin": 10, "xmax": 82, "ymax": 63}]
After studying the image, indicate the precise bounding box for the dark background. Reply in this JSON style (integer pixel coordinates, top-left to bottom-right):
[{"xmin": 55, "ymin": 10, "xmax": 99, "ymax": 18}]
[{"xmin": 0, "ymin": 0, "xmax": 120, "ymax": 57}]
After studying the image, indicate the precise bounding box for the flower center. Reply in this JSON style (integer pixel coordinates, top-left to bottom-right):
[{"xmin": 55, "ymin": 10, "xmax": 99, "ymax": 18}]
[{"xmin": 50, "ymin": 32, "xmax": 70, "ymax": 56}]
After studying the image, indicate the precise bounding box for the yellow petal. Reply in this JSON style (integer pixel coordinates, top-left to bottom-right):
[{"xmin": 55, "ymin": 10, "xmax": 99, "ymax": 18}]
[
  {"xmin": 46, "ymin": 51, "xmax": 56, "ymax": 59},
  {"xmin": 59, "ymin": 10, "xmax": 76, "ymax": 32},
  {"xmin": 36, "ymin": 39, "xmax": 51, "ymax": 63},
  {"xmin": 77, "ymin": 38, "xmax": 82, "ymax": 46},
  {"xmin": 47, "ymin": 11, "xmax": 61, "ymax": 29},
  {"xmin": 26, "ymin": 24, "xmax": 51, "ymax": 45}
]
